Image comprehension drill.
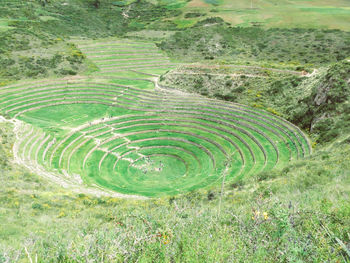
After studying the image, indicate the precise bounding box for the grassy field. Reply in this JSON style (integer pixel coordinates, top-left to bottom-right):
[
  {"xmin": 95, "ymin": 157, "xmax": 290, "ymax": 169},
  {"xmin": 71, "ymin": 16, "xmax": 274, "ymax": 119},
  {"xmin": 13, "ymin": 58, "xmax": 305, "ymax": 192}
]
[
  {"xmin": 173, "ymin": 0, "xmax": 350, "ymax": 30},
  {"xmin": 73, "ymin": 38, "xmax": 179, "ymax": 77}
]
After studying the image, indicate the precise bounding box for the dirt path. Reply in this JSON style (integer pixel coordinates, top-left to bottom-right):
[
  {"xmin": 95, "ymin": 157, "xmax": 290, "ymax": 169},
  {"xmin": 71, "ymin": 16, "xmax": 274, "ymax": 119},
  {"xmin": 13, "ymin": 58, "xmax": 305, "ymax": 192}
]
[
  {"xmin": 153, "ymin": 77, "xmax": 194, "ymax": 97},
  {"xmin": 168, "ymin": 71, "xmax": 269, "ymax": 78},
  {"xmin": 182, "ymin": 64, "xmax": 306, "ymax": 76}
]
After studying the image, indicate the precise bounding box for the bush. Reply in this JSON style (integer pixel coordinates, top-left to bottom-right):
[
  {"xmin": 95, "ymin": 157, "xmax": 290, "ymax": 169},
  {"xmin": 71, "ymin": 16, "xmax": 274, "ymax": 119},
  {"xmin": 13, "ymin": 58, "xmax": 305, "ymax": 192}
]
[
  {"xmin": 256, "ymin": 170, "xmax": 279, "ymax": 182},
  {"xmin": 32, "ymin": 203, "xmax": 43, "ymax": 210},
  {"xmin": 184, "ymin": 12, "xmax": 204, "ymax": 19}
]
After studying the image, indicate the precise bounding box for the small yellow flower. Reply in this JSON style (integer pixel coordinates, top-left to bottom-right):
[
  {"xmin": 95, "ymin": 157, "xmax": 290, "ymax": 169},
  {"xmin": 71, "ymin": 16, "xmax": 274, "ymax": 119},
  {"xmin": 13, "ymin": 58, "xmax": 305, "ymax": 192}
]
[
  {"xmin": 58, "ymin": 211, "xmax": 66, "ymax": 218},
  {"xmin": 263, "ymin": 212, "xmax": 269, "ymax": 220},
  {"xmin": 163, "ymin": 235, "xmax": 170, "ymax": 245}
]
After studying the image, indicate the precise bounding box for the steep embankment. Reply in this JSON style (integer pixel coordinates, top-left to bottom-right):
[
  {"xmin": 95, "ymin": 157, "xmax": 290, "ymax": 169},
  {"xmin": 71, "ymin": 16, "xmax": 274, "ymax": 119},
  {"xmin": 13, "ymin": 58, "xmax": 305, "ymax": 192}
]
[
  {"xmin": 289, "ymin": 60, "xmax": 350, "ymax": 142},
  {"xmin": 0, "ymin": 0, "xmax": 182, "ymax": 83},
  {"xmin": 158, "ymin": 21, "xmax": 350, "ymax": 66},
  {"xmin": 160, "ymin": 60, "xmax": 350, "ymax": 143}
]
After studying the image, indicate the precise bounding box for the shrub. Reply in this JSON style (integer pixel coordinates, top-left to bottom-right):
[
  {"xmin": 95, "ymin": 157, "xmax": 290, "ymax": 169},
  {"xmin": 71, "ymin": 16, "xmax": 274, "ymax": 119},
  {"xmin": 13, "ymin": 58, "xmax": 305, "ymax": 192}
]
[
  {"xmin": 256, "ymin": 170, "xmax": 279, "ymax": 182},
  {"xmin": 184, "ymin": 12, "xmax": 204, "ymax": 19},
  {"xmin": 32, "ymin": 203, "xmax": 43, "ymax": 210},
  {"xmin": 207, "ymin": 191, "xmax": 216, "ymax": 201}
]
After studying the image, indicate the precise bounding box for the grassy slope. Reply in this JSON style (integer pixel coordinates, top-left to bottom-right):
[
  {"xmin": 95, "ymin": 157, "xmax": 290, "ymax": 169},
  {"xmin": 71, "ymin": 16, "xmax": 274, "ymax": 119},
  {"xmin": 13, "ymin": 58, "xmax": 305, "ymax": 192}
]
[
  {"xmin": 1, "ymin": 0, "xmax": 350, "ymax": 82},
  {"xmin": 0, "ymin": 0, "xmax": 181, "ymax": 83},
  {"xmin": 160, "ymin": 60, "xmax": 350, "ymax": 144},
  {"xmin": 177, "ymin": 0, "xmax": 350, "ymax": 31},
  {"xmin": 158, "ymin": 22, "xmax": 350, "ymax": 66},
  {"xmin": 0, "ymin": 28, "xmax": 91, "ymax": 83},
  {"xmin": 0, "ymin": 120, "xmax": 349, "ymax": 262}
]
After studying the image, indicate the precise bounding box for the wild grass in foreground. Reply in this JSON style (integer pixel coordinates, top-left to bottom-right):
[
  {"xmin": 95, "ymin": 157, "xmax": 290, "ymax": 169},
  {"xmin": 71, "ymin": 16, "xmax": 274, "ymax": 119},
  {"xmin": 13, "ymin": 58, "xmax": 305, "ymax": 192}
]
[{"xmin": 0, "ymin": 122, "xmax": 349, "ymax": 262}]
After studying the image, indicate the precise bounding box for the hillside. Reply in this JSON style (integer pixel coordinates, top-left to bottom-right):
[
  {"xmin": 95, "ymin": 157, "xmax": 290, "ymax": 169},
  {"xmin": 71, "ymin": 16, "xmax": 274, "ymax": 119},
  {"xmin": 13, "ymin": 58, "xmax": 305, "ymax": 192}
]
[
  {"xmin": 0, "ymin": 0, "xmax": 350, "ymax": 262},
  {"xmin": 160, "ymin": 60, "xmax": 350, "ymax": 143}
]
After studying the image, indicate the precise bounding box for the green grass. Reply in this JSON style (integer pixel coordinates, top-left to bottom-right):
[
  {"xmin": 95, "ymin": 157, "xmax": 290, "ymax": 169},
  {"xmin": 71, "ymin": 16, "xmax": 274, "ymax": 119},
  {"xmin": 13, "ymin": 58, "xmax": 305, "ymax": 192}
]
[
  {"xmin": 0, "ymin": 51, "xmax": 309, "ymax": 196},
  {"xmin": 74, "ymin": 37, "xmax": 175, "ymax": 77},
  {"xmin": 0, "ymin": 19, "xmax": 14, "ymax": 32},
  {"xmin": 161, "ymin": 0, "xmax": 189, "ymax": 10},
  {"xmin": 0, "ymin": 120, "xmax": 349, "ymax": 262},
  {"xmin": 173, "ymin": 19, "xmax": 197, "ymax": 28},
  {"xmin": 159, "ymin": 25, "xmax": 350, "ymax": 66},
  {"xmin": 203, "ymin": 0, "xmax": 222, "ymax": 5},
  {"xmin": 176, "ymin": 0, "xmax": 350, "ymax": 30}
]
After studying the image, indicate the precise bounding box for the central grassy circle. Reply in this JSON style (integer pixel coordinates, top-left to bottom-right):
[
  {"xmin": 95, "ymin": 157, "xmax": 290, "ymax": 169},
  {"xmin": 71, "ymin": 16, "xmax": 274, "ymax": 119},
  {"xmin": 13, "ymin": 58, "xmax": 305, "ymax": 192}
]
[{"xmin": 128, "ymin": 154, "xmax": 187, "ymax": 180}]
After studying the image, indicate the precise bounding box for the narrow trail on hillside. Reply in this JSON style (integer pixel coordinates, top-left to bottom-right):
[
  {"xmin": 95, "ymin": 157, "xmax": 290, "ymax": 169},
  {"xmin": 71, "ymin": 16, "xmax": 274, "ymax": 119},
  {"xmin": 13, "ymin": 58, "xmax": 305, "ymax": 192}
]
[
  {"xmin": 182, "ymin": 64, "xmax": 307, "ymax": 76},
  {"xmin": 167, "ymin": 71, "xmax": 269, "ymax": 78}
]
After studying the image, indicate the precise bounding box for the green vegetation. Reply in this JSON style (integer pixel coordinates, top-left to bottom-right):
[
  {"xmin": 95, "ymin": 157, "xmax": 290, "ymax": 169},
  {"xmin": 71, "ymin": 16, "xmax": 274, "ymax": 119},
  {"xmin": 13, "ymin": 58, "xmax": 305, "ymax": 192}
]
[
  {"xmin": 0, "ymin": 120, "xmax": 349, "ymax": 262},
  {"xmin": 0, "ymin": 28, "xmax": 89, "ymax": 82},
  {"xmin": 1, "ymin": 0, "xmax": 350, "ymax": 82},
  {"xmin": 159, "ymin": 24, "xmax": 350, "ymax": 66},
  {"xmin": 0, "ymin": 39, "xmax": 311, "ymax": 196},
  {"xmin": 0, "ymin": 0, "xmax": 349, "ymax": 262},
  {"xmin": 160, "ymin": 60, "xmax": 350, "ymax": 144},
  {"xmin": 289, "ymin": 61, "xmax": 350, "ymax": 142},
  {"xmin": 1, "ymin": 0, "xmax": 181, "ymax": 37},
  {"xmin": 73, "ymin": 38, "xmax": 178, "ymax": 77},
  {"xmin": 169, "ymin": 0, "xmax": 350, "ymax": 30},
  {"xmin": 0, "ymin": 0, "xmax": 182, "ymax": 82}
]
